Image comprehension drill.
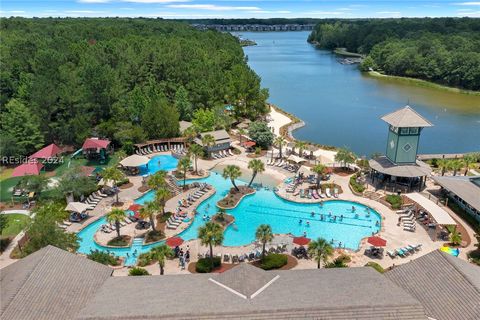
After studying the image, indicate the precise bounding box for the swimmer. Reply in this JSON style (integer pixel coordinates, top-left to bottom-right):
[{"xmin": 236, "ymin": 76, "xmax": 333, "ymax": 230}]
[
  {"xmin": 319, "ymin": 201, "xmax": 324, "ymax": 207},
  {"xmin": 340, "ymin": 214, "xmax": 344, "ymax": 220},
  {"xmin": 375, "ymin": 221, "xmax": 380, "ymax": 227},
  {"xmin": 328, "ymin": 211, "xmax": 332, "ymax": 216},
  {"xmin": 333, "ymin": 216, "xmax": 337, "ymax": 222},
  {"xmin": 299, "ymin": 219, "xmax": 303, "ymax": 224},
  {"xmin": 303, "ymin": 231, "xmax": 307, "ymax": 237},
  {"xmin": 306, "ymin": 221, "xmax": 310, "ymax": 227},
  {"xmin": 320, "ymin": 214, "xmax": 324, "ymax": 220},
  {"xmin": 352, "ymin": 206, "xmax": 356, "ymax": 212},
  {"xmin": 354, "ymin": 213, "xmax": 359, "ymax": 219},
  {"xmin": 338, "ymin": 242, "xmax": 342, "ymax": 247},
  {"xmin": 311, "ymin": 211, "xmax": 315, "ymax": 217},
  {"xmin": 203, "ymin": 214, "xmax": 207, "ymax": 220}
]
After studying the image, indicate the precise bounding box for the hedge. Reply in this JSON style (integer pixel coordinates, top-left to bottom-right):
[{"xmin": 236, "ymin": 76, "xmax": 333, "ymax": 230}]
[
  {"xmin": 349, "ymin": 174, "xmax": 366, "ymax": 193},
  {"xmin": 87, "ymin": 250, "xmax": 119, "ymax": 266},
  {"xmin": 365, "ymin": 261, "xmax": 385, "ymax": 273},
  {"xmin": 260, "ymin": 253, "xmax": 288, "ymax": 270},
  {"xmin": 385, "ymin": 194, "xmax": 403, "ymax": 210},
  {"xmin": 196, "ymin": 257, "xmax": 221, "ymax": 273},
  {"xmin": 129, "ymin": 267, "xmax": 150, "ymax": 276}
]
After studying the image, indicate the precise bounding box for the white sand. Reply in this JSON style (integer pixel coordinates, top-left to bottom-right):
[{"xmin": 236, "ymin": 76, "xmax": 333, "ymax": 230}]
[{"xmin": 268, "ymin": 107, "xmax": 292, "ymax": 136}]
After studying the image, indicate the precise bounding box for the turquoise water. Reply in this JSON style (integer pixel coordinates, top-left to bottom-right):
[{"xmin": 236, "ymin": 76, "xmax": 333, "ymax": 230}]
[
  {"xmin": 77, "ymin": 167, "xmax": 381, "ymax": 265},
  {"xmin": 139, "ymin": 154, "xmax": 178, "ymax": 175}
]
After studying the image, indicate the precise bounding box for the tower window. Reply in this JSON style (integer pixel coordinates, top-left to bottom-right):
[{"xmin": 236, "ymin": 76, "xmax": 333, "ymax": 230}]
[{"xmin": 403, "ymin": 143, "xmax": 412, "ymax": 152}]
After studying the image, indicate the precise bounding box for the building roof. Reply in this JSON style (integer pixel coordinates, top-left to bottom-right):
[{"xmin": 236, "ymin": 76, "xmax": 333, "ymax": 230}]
[
  {"xmin": 431, "ymin": 175, "xmax": 480, "ymax": 212},
  {"xmin": 0, "ymin": 246, "xmax": 112, "ymax": 320},
  {"xmin": 30, "ymin": 143, "xmax": 62, "ymax": 159},
  {"xmin": 369, "ymin": 156, "xmax": 431, "ymax": 178},
  {"xmin": 82, "ymin": 138, "xmax": 111, "ymax": 150},
  {"xmin": 381, "ymin": 106, "xmax": 433, "ymax": 128},
  {"xmin": 406, "ymin": 193, "xmax": 457, "ymax": 225},
  {"xmin": 385, "ymin": 250, "xmax": 480, "ymax": 320},
  {"xmin": 179, "ymin": 120, "xmax": 193, "ymax": 133},
  {"xmin": 119, "ymin": 154, "xmax": 149, "ymax": 167},
  {"xmin": 78, "ymin": 266, "xmax": 426, "ymax": 320},
  {"xmin": 11, "ymin": 161, "xmax": 44, "ymax": 177},
  {"xmin": 196, "ymin": 129, "xmax": 232, "ymax": 146}
]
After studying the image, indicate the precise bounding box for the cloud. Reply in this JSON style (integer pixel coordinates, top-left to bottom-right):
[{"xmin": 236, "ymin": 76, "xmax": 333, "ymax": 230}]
[
  {"xmin": 457, "ymin": 10, "xmax": 480, "ymax": 15},
  {"xmin": 248, "ymin": 10, "xmax": 291, "ymax": 14},
  {"xmin": 166, "ymin": 4, "xmax": 261, "ymax": 11},
  {"xmin": 65, "ymin": 10, "xmax": 106, "ymax": 13},
  {"xmin": 455, "ymin": 2, "xmax": 480, "ymax": 5}
]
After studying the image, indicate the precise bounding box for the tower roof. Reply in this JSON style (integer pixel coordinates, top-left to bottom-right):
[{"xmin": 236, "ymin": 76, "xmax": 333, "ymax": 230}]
[{"xmin": 381, "ymin": 106, "xmax": 433, "ymax": 128}]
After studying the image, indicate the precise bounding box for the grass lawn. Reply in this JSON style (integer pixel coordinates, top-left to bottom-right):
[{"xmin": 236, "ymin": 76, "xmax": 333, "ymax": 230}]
[
  {"xmin": 0, "ymin": 168, "xmax": 14, "ymax": 181},
  {"xmin": 1, "ymin": 214, "xmax": 30, "ymax": 237},
  {"xmin": 0, "ymin": 177, "xmax": 24, "ymax": 203},
  {"xmin": 54, "ymin": 154, "xmax": 119, "ymax": 177}
]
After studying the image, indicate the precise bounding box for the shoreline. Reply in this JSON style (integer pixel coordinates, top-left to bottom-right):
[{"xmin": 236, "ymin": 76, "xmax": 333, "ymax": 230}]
[{"xmin": 366, "ymin": 71, "xmax": 480, "ymax": 96}]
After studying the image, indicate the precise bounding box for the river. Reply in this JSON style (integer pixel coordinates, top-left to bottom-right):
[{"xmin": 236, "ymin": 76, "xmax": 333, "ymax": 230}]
[{"xmin": 238, "ymin": 31, "xmax": 480, "ymax": 156}]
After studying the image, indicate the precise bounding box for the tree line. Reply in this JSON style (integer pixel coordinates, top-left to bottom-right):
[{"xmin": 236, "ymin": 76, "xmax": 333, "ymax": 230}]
[
  {"xmin": 0, "ymin": 18, "xmax": 268, "ymax": 158},
  {"xmin": 308, "ymin": 18, "xmax": 480, "ymax": 90}
]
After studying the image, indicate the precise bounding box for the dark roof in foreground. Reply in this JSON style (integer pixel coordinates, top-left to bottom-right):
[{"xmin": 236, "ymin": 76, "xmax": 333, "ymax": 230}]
[
  {"xmin": 78, "ymin": 267, "xmax": 426, "ymax": 320},
  {"xmin": 431, "ymin": 175, "xmax": 480, "ymax": 212},
  {"xmin": 0, "ymin": 246, "xmax": 113, "ymax": 320},
  {"xmin": 385, "ymin": 250, "xmax": 480, "ymax": 320}
]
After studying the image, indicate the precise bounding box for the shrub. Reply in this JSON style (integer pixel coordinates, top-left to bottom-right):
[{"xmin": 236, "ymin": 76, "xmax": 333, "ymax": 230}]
[
  {"xmin": 129, "ymin": 267, "xmax": 150, "ymax": 276},
  {"xmin": 87, "ymin": 250, "xmax": 119, "ymax": 266},
  {"xmin": 324, "ymin": 254, "xmax": 350, "ymax": 268},
  {"xmin": 145, "ymin": 230, "xmax": 165, "ymax": 243},
  {"xmin": 107, "ymin": 236, "xmax": 130, "ymax": 247},
  {"xmin": 349, "ymin": 174, "xmax": 366, "ymax": 193},
  {"xmin": 195, "ymin": 257, "xmax": 221, "ymax": 273},
  {"xmin": 260, "ymin": 253, "xmax": 288, "ymax": 270},
  {"xmin": 0, "ymin": 237, "xmax": 12, "ymax": 253},
  {"xmin": 467, "ymin": 250, "xmax": 480, "ymax": 266},
  {"xmin": 365, "ymin": 261, "xmax": 385, "ymax": 273},
  {"xmin": 137, "ymin": 251, "xmax": 155, "ymax": 267},
  {"xmin": 385, "ymin": 194, "xmax": 403, "ymax": 209},
  {"xmin": 157, "ymin": 212, "xmax": 172, "ymax": 223}
]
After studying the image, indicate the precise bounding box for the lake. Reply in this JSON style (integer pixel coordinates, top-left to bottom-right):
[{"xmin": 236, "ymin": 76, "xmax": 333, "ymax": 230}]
[{"xmin": 238, "ymin": 31, "xmax": 480, "ymax": 157}]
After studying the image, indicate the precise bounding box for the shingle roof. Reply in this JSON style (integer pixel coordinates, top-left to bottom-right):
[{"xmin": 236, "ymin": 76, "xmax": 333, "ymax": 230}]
[
  {"xmin": 385, "ymin": 250, "xmax": 480, "ymax": 320},
  {"xmin": 78, "ymin": 266, "xmax": 426, "ymax": 320},
  {"xmin": 381, "ymin": 106, "xmax": 433, "ymax": 128},
  {"xmin": 432, "ymin": 175, "xmax": 480, "ymax": 212},
  {"xmin": 200, "ymin": 129, "xmax": 231, "ymax": 142},
  {"xmin": 369, "ymin": 156, "xmax": 431, "ymax": 177},
  {"xmin": 0, "ymin": 246, "xmax": 112, "ymax": 320}
]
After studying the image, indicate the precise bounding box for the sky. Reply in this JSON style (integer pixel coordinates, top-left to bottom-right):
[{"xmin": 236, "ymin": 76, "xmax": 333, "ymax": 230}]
[{"xmin": 1, "ymin": 1, "xmax": 480, "ymax": 19}]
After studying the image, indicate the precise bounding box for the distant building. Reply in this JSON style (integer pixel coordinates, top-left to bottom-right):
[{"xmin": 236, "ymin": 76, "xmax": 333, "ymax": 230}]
[
  {"xmin": 195, "ymin": 129, "xmax": 232, "ymax": 154},
  {"xmin": 369, "ymin": 106, "xmax": 433, "ymax": 192},
  {"xmin": 193, "ymin": 24, "xmax": 315, "ymax": 32},
  {"xmin": 431, "ymin": 175, "xmax": 480, "ymax": 222}
]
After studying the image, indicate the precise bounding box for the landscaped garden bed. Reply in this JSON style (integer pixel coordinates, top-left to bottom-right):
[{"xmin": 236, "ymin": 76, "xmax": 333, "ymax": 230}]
[
  {"xmin": 144, "ymin": 230, "xmax": 165, "ymax": 243},
  {"xmin": 217, "ymin": 186, "xmax": 255, "ymax": 209},
  {"xmin": 211, "ymin": 211, "xmax": 234, "ymax": 229},
  {"xmin": 87, "ymin": 249, "xmax": 121, "ymax": 266},
  {"xmin": 107, "ymin": 235, "xmax": 131, "ymax": 247}
]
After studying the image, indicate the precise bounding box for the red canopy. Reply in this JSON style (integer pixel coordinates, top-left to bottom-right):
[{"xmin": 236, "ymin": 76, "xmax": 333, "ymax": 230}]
[
  {"xmin": 30, "ymin": 143, "xmax": 61, "ymax": 159},
  {"xmin": 243, "ymin": 141, "xmax": 256, "ymax": 148},
  {"xmin": 82, "ymin": 138, "xmax": 111, "ymax": 150},
  {"xmin": 166, "ymin": 236, "xmax": 184, "ymax": 248},
  {"xmin": 80, "ymin": 166, "xmax": 96, "ymax": 177},
  {"xmin": 367, "ymin": 236, "xmax": 387, "ymax": 247},
  {"xmin": 11, "ymin": 162, "xmax": 44, "ymax": 177},
  {"xmin": 128, "ymin": 204, "xmax": 142, "ymax": 212},
  {"xmin": 293, "ymin": 236, "xmax": 311, "ymax": 246}
]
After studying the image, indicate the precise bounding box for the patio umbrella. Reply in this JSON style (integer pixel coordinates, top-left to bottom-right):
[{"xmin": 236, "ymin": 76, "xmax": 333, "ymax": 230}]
[
  {"xmin": 128, "ymin": 204, "xmax": 142, "ymax": 212},
  {"xmin": 11, "ymin": 162, "xmax": 44, "ymax": 177},
  {"xmin": 166, "ymin": 236, "xmax": 184, "ymax": 248},
  {"xmin": 367, "ymin": 236, "xmax": 387, "ymax": 247},
  {"xmin": 119, "ymin": 154, "xmax": 149, "ymax": 167},
  {"xmin": 293, "ymin": 236, "xmax": 311, "ymax": 246}
]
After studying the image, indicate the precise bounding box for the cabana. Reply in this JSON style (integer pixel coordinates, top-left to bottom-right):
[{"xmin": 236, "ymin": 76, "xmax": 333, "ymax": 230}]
[
  {"xmin": 287, "ymin": 154, "xmax": 306, "ymax": 164},
  {"xmin": 11, "ymin": 162, "xmax": 44, "ymax": 177},
  {"xmin": 82, "ymin": 138, "xmax": 112, "ymax": 162},
  {"xmin": 119, "ymin": 154, "xmax": 150, "ymax": 175},
  {"xmin": 29, "ymin": 143, "xmax": 61, "ymax": 160}
]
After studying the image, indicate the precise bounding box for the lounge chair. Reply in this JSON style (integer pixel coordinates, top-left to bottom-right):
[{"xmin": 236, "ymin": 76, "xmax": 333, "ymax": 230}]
[
  {"xmin": 395, "ymin": 248, "xmax": 406, "ymax": 257},
  {"xmin": 387, "ymin": 250, "xmax": 396, "ymax": 258},
  {"xmin": 404, "ymin": 225, "xmax": 415, "ymax": 232},
  {"xmin": 229, "ymin": 149, "xmax": 234, "ymax": 156},
  {"xmin": 333, "ymin": 188, "xmax": 339, "ymax": 198},
  {"xmin": 325, "ymin": 188, "xmax": 332, "ymax": 198}
]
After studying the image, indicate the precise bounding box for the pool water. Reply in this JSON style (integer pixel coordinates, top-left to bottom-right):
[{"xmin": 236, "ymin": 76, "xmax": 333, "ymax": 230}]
[
  {"xmin": 139, "ymin": 154, "xmax": 178, "ymax": 175},
  {"xmin": 77, "ymin": 165, "xmax": 381, "ymax": 265}
]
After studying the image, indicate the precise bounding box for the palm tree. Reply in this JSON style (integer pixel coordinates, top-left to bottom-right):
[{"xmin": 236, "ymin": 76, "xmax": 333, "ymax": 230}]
[
  {"xmin": 106, "ymin": 208, "xmax": 126, "ymax": 238},
  {"xmin": 311, "ymin": 164, "xmax": 327, "ymax": 189},
  {"xmin": 334, "ymin": 147, "xmax": 357, "ymax": 169},
  {"xmin": 188, "ymin": 143, "xmax": 204, "ymax": 174},
  {"xmin": 138, "ymin": 201, "xmax": 158, "ymax": 232},
  {"xmin": 198, "ymin": 221, "xmax": 224, "ymax": 264},
  {"xmin": 255, "ymin": 224, "xmax": 273, "ymax": 259},
  {"xmin": 147, "ymin": 170, "xmax": 167, "ymax": 190},
  {"xmin": 274, "ymin": 135, "xmax": 286, "ymax": 159},
  {"xmin": 154, "ymin": 187, "xmax": 170, "ymax": 215},
  {"xmin": 449, "ymin": 159, "xmax": 463, "ymax": 176},
  {"xmin": 447, "ymin": 226, "xmax": 462, "ymax": 246},
  {"xmin": 222, "ymin": 165, "xmax": 242, "ymax": 191},
  {"xmin": 462, "ymin": 153, "xmax": 477, "ymax": 176},
  {"xmin": 177, "ymin": 157, "xmax": 191, "ymax": 189},
  {"xmin": 152, "ymin": 244, "xmax": 174, "ymax": 275},
  {"xmin": 183, "ymin": 126, "xmax": 198, "ymax": 146},
  {"xmin": 437, "ymin": 158, "xmax": 449, "ymax": 176},
  {"xmin": 102, "ymin": 166, "xmax": 124, "ymax": 204},
  {"xmin": 308, "ymin": 237, "xmax": 334, "ymax": 269},
  {"xmin": 295, "ymin": 141, "xmax": 306, "ymax": 156},
  {"xmin": 201, "ymin": 134, "xmax": 215, "ymax": 157},
  {"xmin": 238, "ymin": 128, "xmax": 246, "ymax": 147},
  {"xmin": 247, "ymin": 159, "xmax": 265, "ymax": 187}
]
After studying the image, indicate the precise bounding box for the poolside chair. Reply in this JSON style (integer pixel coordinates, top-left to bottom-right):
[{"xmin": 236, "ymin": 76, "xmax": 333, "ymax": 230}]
[
  {"xmin": 387, "ymin": 250, "xmax": 396, "ymax": 258},
  {"xmin": 395, "ymin": 248, "xmax": 406, "ymax": 257},
  {"xmin": 229, "ymin": 149, "xmax": 234, "ymax": 156},
  {"xmin": 135, "ymin": 149, "xmax": 140, "ymax": 155},
  {"xmin": 404, "ymin": 225, "xmax": 415, "ymax": 232},
  {"xmin": 325, "ymin": 188, "xmax": 332, "ymax": 198},
  {"xmin": 223, "ymin": 254, "xmax": 230, "ymax": 262},
  {"xmin": 333, "ymin": 188, "xmax": 339, "ymax": 198}
]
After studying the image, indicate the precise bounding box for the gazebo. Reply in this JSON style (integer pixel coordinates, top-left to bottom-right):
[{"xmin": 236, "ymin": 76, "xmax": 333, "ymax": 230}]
[
  {"xmin": 30, "ymin": 143, "xmax": 62, "ymax": 160},
  {"xmin": 369, "ymin": 106, "xmax": 433, "ymax": 192},
  {"xmin": 82, "ymin": 138, "xmax": 112, "ymax": 162},
  {"xmin": 11, "ymin": 162, "xmax": 44, "ymax": 177}
]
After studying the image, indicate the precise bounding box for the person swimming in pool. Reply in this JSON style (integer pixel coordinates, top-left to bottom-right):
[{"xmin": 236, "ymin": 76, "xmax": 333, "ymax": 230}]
[
  {"xmin": 320, "ymin": 214, "xmax": 324, "ymax": 220},
  {"xmin": 352, "ymin": 206, "xmax": 356, "ymax": 212},
  {"xmin": 354, "ymin": 213, "xmax": 359, "ymax": 219},
  {"xmin": 311, "ymin": 211, "xmax": 315, "ymax": 217},
  {"xmin": 319, "ymin": 201, "xmax": 324, "ymax": 207},
  {"xmin": 203, "ymin": 214, "xmax": 207, "ymax": 221},
  {"xmin": 328, "ymin": 211, "xmax": 332, "ymax": 216},
  {"xmin": 303, "ymin": 231, "xmax": 307, "ymax": 237},
  {"xmin": 376, "ymin": 221, "xmax": 380, "ymax": 227},
  {"xmin": 306, "ymin": 221, "xmax": 310, "ymax": 227},
  {"xmin": 333, "ymin": 216, "xmax": 337, "ymax": 222},
  {"xmin": 299, "ymin": 219, "xmax": 303, "ymax": 224},
  {"xmin": 340, "ymin": 214, "xmax": 344, "ymax": 220}
]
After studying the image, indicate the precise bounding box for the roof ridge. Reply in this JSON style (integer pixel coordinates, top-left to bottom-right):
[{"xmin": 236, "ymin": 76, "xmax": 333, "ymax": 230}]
[{"xmin": 439, "ymin": 250, "xmax": 480, "ymax": 294}]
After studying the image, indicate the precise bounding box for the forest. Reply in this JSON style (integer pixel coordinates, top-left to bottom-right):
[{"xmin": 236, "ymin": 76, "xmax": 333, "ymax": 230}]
[
  {"xmin": 308, "ymin": 18, "xmax": 480, "ymax": 91},
  {"xmin": 0, "ymin": 18, "xmax": 268, "ymax": 158}
]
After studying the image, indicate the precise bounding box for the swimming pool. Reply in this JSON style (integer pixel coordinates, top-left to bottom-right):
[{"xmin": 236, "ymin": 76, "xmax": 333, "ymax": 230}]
[
  {"xmin": 139, "ymin": 154, "xmax": 178, "ymax": 175},
  {"xmin": 77, "ymin": 168, "xmax": 381, "ymax": 265}
]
